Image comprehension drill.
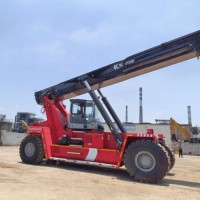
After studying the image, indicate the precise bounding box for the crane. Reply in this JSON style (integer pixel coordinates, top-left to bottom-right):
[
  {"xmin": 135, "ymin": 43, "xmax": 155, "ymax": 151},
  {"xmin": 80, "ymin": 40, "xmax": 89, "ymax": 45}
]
[{"xmin": 20, "ymin": 30, "xmax": 200, "ymax": 183}]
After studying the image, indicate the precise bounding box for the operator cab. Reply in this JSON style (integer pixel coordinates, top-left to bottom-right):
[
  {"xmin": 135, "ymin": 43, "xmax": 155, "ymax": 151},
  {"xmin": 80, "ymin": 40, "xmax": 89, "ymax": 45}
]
[{"xmin": 68, "ymin": 99, "xmax": 104, "ymax": 132}]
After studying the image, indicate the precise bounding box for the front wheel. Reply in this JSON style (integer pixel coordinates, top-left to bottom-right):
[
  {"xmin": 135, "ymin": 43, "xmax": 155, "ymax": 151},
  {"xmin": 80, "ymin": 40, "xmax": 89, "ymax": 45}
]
[
  {"xmin": 19, "ymin": 135, "xmax": 44, "ymax": 164},
  {"xmin": 123, "ymin": 140, "xmax": 169, "ymax": 183}
]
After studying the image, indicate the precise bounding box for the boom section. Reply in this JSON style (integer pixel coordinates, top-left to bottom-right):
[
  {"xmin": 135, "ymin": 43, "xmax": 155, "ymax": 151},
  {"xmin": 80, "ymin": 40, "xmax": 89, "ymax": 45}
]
[{"xmin": 35, "ymin": 30, "xmax": 200, "ymax": 104}]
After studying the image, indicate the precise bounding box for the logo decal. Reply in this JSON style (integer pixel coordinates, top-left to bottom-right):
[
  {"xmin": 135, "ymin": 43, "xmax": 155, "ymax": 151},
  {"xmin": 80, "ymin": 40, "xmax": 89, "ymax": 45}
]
[
  {"xmin": 125, "ymin": 59, "xmax": 135, "ymax": 65},
  {"xmin": 113, "ymin": 62, "xmax": 123, "ymax": 70}
]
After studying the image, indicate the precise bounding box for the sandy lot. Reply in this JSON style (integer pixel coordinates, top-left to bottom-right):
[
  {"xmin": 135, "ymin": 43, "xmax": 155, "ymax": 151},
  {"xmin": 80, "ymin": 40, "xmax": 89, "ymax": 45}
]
[{"xmin": 0, "ymin": 146, "xmax": 199, "ymax": 200}]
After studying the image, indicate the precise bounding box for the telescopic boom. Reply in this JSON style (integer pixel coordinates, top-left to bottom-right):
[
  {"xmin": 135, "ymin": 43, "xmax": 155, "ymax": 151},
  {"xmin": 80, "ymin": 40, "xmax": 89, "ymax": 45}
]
[{"xmin": 35, "ymin": 30, "xmax": 200, "ymax": 104}]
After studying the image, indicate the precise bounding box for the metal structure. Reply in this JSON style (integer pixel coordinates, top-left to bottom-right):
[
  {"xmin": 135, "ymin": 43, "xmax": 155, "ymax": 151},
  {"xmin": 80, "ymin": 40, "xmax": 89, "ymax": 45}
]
[
  {"xmin": 14, "ymin": 112, "xmax": 43, "ymax": 133},
  {"xmin": 0, "ymin": 114, "xmax": 6, "ymax": 121},
  {"xmin": 19, "ymin": 30, "xmax": 200, "ymax": 183}
]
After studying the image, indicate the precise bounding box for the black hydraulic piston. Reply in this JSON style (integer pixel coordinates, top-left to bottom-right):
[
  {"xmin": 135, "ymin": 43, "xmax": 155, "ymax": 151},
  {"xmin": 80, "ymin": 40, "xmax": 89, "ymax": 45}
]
[
  {"xmin": 83, "ymin": 80, "xmax": 123, "ymax": 147},
  {"xmin": 97, "ymin": 89, "xmax": 127, "ymax": 134}
]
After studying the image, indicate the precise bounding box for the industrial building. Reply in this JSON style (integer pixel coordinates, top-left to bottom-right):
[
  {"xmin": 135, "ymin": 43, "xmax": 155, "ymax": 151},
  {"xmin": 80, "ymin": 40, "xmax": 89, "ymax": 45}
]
[
  {"xmin": 0, "ymin": 113, "xmax": 42, "ymax": 146},
  {"xmin": 0, "ymin": 114, "xmax": 12, "ymax": 132}
]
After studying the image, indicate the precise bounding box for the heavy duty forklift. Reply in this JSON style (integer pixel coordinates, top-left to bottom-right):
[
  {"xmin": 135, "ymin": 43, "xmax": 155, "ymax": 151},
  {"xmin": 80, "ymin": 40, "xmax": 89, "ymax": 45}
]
[{"xmin": 20, "ymin": 30, "xmax": 200, "ymax": 183}]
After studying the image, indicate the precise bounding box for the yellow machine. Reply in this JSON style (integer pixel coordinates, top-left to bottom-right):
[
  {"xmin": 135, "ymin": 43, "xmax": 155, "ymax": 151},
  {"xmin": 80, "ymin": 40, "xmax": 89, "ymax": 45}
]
[
  {"xmin": 170, "ymin": 117, "xmax": 191, "ymax": 153},
  {"xmin": 15, "ymin": 120, "xmax": 28, "ymax": 133},
  {"xmin": 21, "ymin": 120, "xmax": 28, "ymax": 132},
  {"xmin": 170, "ymin": 118, "xmax": 191, "ymax": 141}
]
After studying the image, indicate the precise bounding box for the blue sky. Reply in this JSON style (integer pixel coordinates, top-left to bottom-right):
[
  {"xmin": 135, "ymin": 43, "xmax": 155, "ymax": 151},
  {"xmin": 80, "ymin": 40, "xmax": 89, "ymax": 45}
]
[{"xmin": 0, "ymin": 0, "xmax": 200, "ymax": 126}]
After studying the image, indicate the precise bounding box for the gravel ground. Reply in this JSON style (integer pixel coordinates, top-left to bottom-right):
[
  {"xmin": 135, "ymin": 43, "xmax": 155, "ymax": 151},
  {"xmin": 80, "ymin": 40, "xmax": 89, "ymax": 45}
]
[{"xmin": 0, "ymin": 146, "xmax": 199, "ymax": 200}]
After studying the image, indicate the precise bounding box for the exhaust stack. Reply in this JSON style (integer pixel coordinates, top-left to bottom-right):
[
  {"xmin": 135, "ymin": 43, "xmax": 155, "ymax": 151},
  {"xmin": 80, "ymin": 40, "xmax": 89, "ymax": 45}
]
[
  {"xmin": 187, "ymin": 105, "xmax": 192, "ymax": 126},
  {"xmin": 125, "ymin": 105, "xmax": 128, "ymax": 123},
  {"xmin": 139, "ymin": 87, "xmax": 143, "ymax": 123}
]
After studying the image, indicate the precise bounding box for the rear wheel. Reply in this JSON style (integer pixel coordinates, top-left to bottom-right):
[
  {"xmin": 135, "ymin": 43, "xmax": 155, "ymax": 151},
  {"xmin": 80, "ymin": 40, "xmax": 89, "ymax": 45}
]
[
  {"xmin": 19, "ymin": 135, "xmax": 44, "ymax": 164},
  {"xmin": 123, "ymin": 140, "xmax": 169, "ymax": 183},
  {"xmin": 160, "ymin": 143, "xmax": 175, "ymax": 170}
]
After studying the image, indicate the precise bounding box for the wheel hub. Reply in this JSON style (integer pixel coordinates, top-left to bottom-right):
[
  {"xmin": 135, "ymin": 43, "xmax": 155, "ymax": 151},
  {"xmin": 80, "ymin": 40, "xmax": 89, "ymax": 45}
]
[
  {"xmin": 135, "ymin": 151, "xmax": 156, "ymax": 172},
  {"xmin": 24, "ymin": 142, "xmax": 35, "ymax": 157}
]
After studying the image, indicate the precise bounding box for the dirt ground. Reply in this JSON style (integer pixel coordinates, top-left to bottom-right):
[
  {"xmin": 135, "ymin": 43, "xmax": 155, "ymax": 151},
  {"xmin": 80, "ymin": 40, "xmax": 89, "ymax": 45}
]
[{"xmin": 0, "ymin": 146, "xmax": 199, "ymax": 200}]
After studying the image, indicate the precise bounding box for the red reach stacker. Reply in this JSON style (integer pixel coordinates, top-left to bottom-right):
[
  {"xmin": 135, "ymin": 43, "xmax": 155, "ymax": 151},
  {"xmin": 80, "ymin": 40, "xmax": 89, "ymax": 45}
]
[{"xmin": 20, "ymin": 31, "xmax": 200, "ymax": 183}]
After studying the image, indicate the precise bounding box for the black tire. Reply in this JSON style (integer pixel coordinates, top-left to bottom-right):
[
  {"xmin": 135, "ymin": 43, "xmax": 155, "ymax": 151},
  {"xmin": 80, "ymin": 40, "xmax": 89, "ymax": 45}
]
[
  {"xmin": 19, "ymin": 135, "xmax": 44, "ymax": 164},
  {"xmin": 123, "ymin": 140, "xmax": 169, "ymax": 183},
  {"xmin": 160, "ymin": 143, "xmax": 175, "ymax": 170}
]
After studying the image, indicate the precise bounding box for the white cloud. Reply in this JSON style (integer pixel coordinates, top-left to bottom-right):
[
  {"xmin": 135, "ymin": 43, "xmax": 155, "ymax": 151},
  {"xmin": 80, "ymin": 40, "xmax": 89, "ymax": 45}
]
[
  {"xmin": 35, "ymin": 41, "xmax": 62, "ymax": 54},
  {"xmin": 66, "ymin": 22, "xmax": 116, "ymax": 44},
  {"xmin": 14, "ymin": 105, "xmax": 20, "ymax": 109}
]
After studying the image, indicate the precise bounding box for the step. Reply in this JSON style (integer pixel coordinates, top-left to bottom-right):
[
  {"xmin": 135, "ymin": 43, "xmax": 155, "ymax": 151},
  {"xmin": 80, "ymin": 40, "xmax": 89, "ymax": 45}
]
[{"xmin": 49, "ymin": 157, "xmax": 117, "ymax": 168}]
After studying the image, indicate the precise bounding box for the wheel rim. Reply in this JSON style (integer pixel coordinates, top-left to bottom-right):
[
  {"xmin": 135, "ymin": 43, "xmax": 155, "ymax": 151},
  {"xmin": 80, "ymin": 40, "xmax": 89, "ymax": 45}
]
[
  {"xmin": 24, "ymin": 142, "xmax": 35, "ymax": 157},
  {"xmin": 134, "ymin": 151, "xmax": 156, "ymax": 172}
]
